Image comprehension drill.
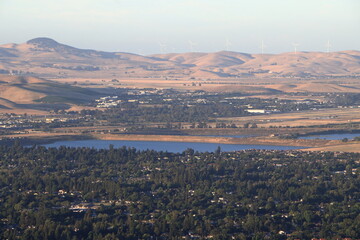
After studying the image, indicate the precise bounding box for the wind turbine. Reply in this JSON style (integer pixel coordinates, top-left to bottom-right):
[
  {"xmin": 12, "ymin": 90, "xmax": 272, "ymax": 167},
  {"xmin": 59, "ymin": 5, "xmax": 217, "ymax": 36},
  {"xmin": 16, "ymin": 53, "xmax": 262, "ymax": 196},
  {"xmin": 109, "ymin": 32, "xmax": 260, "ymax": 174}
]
[
  {"xmin": 292, "ymin": 43, "xmax": 299, "ymax": 55},
  {"xmin": 188, "ymin": 40, "xmax": 197, "ymax": 52},
  {"xmin": 137, "ymin": 49, "xmax": 144, "ymax": 56},
  {"xmin": 259, "ymin": 40, "xmax": 266, "ymax": 55},
  {"xmin": 158, "ymin": 41, "xmax": 167, "ymax": 54},
  {"xmin": 326, "ymin": 40, "xmax": 331, "ymax": 54},
  {"xmin": 225, "ymin": 38, "xmax": 232, "ymax": 51}
]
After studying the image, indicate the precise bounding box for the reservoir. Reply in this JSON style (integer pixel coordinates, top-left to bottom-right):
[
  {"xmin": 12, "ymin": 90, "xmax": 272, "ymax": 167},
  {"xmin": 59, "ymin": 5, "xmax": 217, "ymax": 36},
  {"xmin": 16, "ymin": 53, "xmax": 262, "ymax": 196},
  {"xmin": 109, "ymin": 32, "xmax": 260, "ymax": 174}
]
[{"xmin": 42, "ymin": 140, "xmax": 304, "ymax": 152}]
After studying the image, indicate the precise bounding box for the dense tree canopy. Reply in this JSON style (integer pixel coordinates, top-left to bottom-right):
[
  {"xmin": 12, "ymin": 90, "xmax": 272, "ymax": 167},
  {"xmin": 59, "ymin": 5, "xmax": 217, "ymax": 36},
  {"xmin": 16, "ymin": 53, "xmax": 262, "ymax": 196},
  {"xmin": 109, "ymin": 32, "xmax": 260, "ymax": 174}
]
[{"xmin": 0, "ymin": 144, "xmax": 359, "ymax": 239}]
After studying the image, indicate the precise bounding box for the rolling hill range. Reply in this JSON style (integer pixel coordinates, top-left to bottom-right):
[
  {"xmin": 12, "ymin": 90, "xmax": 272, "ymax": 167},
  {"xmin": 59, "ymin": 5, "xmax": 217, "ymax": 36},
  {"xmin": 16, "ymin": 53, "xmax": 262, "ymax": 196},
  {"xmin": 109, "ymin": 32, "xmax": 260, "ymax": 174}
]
[
  {"xmin": 0, "ymin": 75, "xmax": 100, "ymax": 111},
  {"xmin": 0, "ymin": 38, "xmax": 359, "ymax": 79}
]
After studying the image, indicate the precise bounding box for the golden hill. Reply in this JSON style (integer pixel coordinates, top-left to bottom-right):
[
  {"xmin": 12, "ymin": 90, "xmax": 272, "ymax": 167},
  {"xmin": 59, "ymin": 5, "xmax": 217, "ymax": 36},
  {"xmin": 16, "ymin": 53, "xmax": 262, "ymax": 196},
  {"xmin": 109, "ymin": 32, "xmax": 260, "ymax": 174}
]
[
  {"xmin": 0, "ymin": 38, "xmax": 359, "ymax": 79},
  {"xmin": 0, "ymin": 75, "xmax": 100, "ymax": 110}
]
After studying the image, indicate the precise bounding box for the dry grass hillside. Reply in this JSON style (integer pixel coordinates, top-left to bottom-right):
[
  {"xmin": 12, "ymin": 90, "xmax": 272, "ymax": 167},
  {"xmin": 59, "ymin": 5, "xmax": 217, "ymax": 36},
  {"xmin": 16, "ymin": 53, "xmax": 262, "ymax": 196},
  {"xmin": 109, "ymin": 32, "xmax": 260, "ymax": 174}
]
[
  {"xmin": 0, "ymin": 75, "xmax": 100, "ymax": 110},
  {"xmin": 152, "ymin": 51, "xmax": 360, "ymax": 78},
  {"xmin": 0, "ymin": 38, "xmax": 359, "ymax": 80}
]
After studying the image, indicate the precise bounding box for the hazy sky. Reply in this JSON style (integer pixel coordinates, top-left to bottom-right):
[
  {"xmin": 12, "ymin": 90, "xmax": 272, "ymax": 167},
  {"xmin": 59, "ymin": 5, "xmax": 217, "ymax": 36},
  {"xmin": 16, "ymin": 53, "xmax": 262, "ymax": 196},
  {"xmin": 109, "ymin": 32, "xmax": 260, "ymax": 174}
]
[{"xmin": 0, "ymin": 0, "xmax": 359, "ymax": 54}]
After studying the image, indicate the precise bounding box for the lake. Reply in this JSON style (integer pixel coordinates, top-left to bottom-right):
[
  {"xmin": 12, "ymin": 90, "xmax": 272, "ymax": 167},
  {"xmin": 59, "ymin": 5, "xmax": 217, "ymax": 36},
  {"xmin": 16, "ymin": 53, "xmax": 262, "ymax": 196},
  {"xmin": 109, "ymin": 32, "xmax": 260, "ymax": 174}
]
[
  {"xmin": 41, "ymin": 140, "xmax": 303, "ymax": 152},
  {"xmin": 299, "ymin": 133, "xmax": 360, "ymax": 140}
]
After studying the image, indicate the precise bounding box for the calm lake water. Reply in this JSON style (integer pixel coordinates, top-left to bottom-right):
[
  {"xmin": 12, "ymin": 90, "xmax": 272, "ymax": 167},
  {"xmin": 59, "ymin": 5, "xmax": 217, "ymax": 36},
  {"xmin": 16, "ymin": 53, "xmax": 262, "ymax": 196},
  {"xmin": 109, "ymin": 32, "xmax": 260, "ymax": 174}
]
[
  {"xmin": 42, "ymin": 140, "xmax": 303, "ymax": 152},
  {"xmin": 299, "ymin": 133, "xmax": 360, "ymax": 140}
]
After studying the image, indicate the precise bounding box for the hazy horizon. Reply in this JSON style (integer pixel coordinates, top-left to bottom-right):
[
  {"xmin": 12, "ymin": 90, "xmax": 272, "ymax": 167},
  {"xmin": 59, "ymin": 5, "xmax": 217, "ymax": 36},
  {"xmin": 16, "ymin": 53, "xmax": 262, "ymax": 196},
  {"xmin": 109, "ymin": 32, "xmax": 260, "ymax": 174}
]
[{"xmin": 0, "ymin": 0, "xmax": 359, "ymax": 54}]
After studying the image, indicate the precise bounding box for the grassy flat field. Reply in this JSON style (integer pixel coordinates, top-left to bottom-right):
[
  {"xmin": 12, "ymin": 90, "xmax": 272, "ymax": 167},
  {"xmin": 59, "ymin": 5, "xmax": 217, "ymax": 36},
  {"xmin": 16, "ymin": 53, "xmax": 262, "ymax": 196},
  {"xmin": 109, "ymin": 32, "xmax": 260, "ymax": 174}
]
[
  {"xmin": 53, "ymin": 77, "xmax": 360, "ymax": 93},
  {"xmin": 0, "ymin": 108, "xmax": 49, "ymax": 115},
  {"xmin": 218, "ymin": 107, "xmax": 360, "ymax": 127},
  {"xmin": 1, "ymin": 131, "xmax": 331, "ymax": 147},
  {"xmin": 301, "ymin": 142, "xmax": 360, "ymax": 153},
  {"xmin": 92, "ymin": 133, "xmax": 334, "ymax": 147}
]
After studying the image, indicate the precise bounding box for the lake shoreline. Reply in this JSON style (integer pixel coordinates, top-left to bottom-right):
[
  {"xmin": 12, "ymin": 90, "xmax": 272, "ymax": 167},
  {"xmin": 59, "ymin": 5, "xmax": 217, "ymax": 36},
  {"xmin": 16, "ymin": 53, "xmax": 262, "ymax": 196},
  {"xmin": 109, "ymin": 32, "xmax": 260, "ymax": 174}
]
[
  {"xmin": 92, "ymin": 133, "xmax": 331, "ymax": 147},
  {"xmin": 0, "ymin": 132, "xmax": 353, "ymax": 151}
]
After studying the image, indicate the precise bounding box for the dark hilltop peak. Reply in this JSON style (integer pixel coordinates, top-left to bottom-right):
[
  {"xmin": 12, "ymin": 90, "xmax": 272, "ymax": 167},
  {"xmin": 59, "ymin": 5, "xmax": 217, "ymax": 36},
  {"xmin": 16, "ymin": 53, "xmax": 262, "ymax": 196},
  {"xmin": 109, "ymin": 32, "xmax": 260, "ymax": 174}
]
[
  {"xmin": 24, "ymin": 37, "xmax": 119, "ymax": 58},
  {"xmin": 27, "ymin": 37, "xmax": 60, "ymax": 48}
]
